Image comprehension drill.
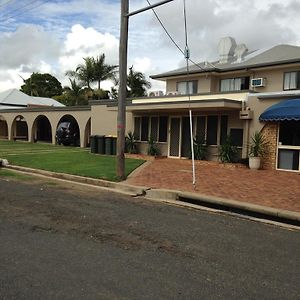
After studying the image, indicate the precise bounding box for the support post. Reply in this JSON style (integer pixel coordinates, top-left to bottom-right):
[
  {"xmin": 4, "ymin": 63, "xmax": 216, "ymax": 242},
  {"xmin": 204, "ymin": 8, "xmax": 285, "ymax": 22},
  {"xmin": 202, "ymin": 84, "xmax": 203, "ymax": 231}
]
[{"xmin": 117, "ymin": 0, "xmax": 129, "ymax": 179}]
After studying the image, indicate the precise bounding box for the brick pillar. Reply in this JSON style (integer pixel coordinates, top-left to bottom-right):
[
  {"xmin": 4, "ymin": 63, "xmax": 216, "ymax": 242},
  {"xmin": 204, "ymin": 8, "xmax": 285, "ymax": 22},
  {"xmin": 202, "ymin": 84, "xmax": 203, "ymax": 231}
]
[{"xmin": 261, "ymin": 122, "xmax": 278, "ymax": 170}]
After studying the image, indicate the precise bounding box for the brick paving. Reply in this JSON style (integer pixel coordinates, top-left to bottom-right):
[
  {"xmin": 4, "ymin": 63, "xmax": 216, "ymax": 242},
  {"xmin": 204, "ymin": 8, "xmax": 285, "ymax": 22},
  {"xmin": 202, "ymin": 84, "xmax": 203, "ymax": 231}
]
[{"xmin": 125, "ymin": 157, "xmax": 300, "ymax": 213}]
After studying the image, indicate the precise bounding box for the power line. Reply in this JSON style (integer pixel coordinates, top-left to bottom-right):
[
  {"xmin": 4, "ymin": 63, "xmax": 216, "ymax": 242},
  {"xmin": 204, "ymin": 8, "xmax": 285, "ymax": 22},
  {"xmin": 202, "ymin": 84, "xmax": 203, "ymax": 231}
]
[
  {"xmin": 0, "ymin": 0, "xmax": 50, "ymax": 22},
  {"xmin": 146, "ymin": 0, "xmax": 206, "ymax": 71},
  {"xmin": 0, "ymin": 0, "xmax": 14, "ymax": 9}
]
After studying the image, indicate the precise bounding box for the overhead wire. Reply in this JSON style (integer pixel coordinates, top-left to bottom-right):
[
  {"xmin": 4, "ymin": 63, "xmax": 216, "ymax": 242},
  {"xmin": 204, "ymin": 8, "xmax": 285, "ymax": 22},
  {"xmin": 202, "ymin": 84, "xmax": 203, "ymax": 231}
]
[
  {"xmin": 0, "ymin": 0, "xmax": 49, "ymax": 22},
  {"xmin": 0, "ymin": 0, "xmax": 15, "ymax": 9},
  {"xmin": 146, "ymin": 0, "xmax": 206, "ymax": 72}
]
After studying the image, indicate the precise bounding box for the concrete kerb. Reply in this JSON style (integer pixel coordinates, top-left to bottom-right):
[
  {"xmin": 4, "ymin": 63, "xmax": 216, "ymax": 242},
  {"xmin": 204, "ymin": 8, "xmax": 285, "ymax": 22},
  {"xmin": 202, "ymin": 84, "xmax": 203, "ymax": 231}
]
[
  {"xmin": 3, "ymin": 164, "xmax": 300, "ymax": 226},
  {"xmin": 5, "ymin": 164, "xmax": 148, "ymax": 197}
]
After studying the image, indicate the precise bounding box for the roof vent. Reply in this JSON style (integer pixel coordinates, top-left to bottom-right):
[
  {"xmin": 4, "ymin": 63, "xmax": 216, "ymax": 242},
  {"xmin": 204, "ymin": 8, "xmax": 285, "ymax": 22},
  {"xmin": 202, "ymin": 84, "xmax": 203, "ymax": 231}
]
[
  {"xmin": 218, "ymin": 37, "xmax": 237, "ymax": 64},
  {"xmin": 234, "ymin": 44, "xmax": 248, "ymax": 63}
]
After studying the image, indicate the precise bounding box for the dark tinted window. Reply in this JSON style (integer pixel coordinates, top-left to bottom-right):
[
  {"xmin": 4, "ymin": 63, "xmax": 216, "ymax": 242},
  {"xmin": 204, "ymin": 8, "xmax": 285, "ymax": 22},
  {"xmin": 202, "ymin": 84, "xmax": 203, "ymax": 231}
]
[
  {"xmin": 207, "ymin": 116, "xmax": 218, "ymax": 145},
  {"xmin": 141, "ymin": 117, "xmax": 149, "ymax": 141},
  {"xmin": 230, "ymin": 128, "xmax": 243, "ymax": 146},
  {"xmin": 159, "ymin": 116, "xmax": 168, "ymax": 142},
  {"xmin": 134, "ymin": 117, "xmax": 141, "ymax": 140},
  {"xmin": 150, "ymin": 117, "xmax": 158, "ymax": 141},
  {"xmin": 220, "ymin": 116, "xmax": 228, "ymax": 145}
]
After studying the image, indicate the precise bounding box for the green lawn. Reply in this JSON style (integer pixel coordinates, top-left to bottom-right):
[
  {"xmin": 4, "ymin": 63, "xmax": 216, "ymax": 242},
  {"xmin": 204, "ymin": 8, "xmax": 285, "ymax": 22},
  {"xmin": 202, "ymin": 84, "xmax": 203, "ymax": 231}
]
[{"xmin": 0, "ymin": 140, "xmax": 144, "ymax": 181}]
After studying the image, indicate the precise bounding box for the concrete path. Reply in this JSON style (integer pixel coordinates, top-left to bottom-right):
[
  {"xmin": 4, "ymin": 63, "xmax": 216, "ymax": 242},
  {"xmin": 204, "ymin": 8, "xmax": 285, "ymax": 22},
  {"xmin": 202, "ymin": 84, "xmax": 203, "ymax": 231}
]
[{"xmin": 125, "ymin": 158, "xmax": 300, "ymax": 213}]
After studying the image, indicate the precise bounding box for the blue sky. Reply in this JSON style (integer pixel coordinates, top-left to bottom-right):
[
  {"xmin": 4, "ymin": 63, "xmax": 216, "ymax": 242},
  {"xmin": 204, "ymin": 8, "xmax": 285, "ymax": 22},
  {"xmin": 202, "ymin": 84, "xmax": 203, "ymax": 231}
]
[{"xmin": 0, "ymin": 0, "xmax": 300, "ymax": 92}]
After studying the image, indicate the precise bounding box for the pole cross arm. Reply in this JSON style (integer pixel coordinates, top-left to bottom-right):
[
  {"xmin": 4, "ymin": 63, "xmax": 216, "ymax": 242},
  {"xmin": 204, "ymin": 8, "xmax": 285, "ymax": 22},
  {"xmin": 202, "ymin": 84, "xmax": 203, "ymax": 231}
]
[{"xmin": 125, "ymin": 0, "xmax": 175, "ymax": 17}]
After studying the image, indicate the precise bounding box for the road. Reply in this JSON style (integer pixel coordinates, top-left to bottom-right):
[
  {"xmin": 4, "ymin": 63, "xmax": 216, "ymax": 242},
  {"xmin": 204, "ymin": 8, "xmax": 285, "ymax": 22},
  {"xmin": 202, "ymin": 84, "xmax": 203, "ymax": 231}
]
[{"xmin": 0, "ymin": 174, "xmax": 299, "ymax": 299}]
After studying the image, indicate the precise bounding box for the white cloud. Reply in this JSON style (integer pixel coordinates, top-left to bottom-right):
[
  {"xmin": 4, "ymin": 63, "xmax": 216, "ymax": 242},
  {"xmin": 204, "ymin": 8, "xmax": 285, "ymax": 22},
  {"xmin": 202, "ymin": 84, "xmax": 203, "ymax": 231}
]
[
  {"xmin": 1, "ymin": 0, "xmax": 300, "ymax": 93},
  {"xmin": 59, "ymin": 24, "xmax": 119, "ymax": 75}
]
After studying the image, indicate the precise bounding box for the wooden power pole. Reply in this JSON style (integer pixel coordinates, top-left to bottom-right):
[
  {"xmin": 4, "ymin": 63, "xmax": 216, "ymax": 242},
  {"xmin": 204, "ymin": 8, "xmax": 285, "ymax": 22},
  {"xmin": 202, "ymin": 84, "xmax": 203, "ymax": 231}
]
[{"xmin": 117, "ymin": 0, "xmax": 175, "ymax": 180}]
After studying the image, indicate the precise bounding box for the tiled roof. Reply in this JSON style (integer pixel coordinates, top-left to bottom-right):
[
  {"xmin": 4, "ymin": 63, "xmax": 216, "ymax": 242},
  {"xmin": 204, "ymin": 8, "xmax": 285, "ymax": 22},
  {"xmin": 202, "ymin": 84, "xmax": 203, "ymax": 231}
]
[{"xmin": 151, "ymin": 44, "xmax": 300, "ymax": 79}]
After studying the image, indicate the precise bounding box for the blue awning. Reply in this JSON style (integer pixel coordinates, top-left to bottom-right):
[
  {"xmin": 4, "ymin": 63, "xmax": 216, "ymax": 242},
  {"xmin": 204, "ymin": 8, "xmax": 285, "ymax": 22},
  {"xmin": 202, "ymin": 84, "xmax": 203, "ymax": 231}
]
[{"xmin": 259, "ymin": 98, "xmax": 300, "ymax": 121}]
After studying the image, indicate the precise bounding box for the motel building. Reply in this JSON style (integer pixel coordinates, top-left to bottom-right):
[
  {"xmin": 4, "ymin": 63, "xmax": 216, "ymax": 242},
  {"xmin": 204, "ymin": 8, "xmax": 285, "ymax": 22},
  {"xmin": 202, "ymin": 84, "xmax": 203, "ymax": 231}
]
[{"xmin": 0, "ymin": 37, "xmax": 300, "ymax": 172}]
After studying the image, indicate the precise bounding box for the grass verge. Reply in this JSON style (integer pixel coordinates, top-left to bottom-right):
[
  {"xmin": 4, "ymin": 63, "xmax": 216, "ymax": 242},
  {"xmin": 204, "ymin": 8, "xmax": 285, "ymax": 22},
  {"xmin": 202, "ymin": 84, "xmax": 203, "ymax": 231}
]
[{"xmin": 0, "ymin": 140, "xmax": 145, "ymax": 181}]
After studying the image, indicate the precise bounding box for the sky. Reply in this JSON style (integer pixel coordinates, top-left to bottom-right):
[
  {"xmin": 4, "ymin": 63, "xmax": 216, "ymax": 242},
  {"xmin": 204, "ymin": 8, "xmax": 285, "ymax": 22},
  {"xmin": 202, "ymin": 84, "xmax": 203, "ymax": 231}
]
[{"xmin": 0, "ymin": 0, "xmax": 300, "ymax": 94}]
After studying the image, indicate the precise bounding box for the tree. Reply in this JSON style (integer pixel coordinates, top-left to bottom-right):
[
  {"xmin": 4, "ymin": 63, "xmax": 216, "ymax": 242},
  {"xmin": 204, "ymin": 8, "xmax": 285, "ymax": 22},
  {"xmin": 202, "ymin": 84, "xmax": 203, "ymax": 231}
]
[
  {"xmin": 20, "ymin": 73, "xmax": 63, "ymax": 98},
  {"xmin": 127, "ymin": 66, "xmax": 151, "ymax": 97},
  {"xmin": 66, "ymin": 57, "xmax": 94, "ymax": 89},
  {"xmin": 110, "ymin": 67, "xmax": 151, "ymax": 99},
  {"xmin": 93, "ymin": 54, "xmax": 118, "ymax": 90}
]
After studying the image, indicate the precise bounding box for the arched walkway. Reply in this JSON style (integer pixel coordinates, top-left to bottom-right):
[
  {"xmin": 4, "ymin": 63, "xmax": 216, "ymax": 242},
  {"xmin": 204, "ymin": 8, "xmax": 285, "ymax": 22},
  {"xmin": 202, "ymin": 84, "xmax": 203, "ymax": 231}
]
[
  {"xmin": 84, "ymin": 118, "xmax": 91, "ymax": 147},
  {"xmin": 56, "ymin": 115, "xmax": 80, "ymax": 146},
  {"xmin": 32, "ymin": 115, "xmax": 52, "ymax": 143},
  {"xmin": 11, "ymin": 115, "xmax": 28, "ymax": 141},
  {"xmin": 0, "ymin": 115, "xmax": 8, "ymax": 139}
]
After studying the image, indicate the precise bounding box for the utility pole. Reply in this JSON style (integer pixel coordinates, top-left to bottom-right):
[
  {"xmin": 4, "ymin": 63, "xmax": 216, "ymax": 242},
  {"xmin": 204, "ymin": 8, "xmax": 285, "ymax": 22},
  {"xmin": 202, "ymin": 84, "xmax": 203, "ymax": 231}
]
[
  {"xmin": 117, "ymin": 0, "xmax": 129, "ymax": 179},
  {"xmin": 117, "ymin": 0, "xmax": 175, "ymax": 179}
]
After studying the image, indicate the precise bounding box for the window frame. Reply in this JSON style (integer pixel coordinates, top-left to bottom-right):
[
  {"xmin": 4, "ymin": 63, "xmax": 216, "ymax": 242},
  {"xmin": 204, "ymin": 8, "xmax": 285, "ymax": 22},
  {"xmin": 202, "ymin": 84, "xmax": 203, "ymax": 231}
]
[
  {"xmin": 176, "ymin": 80, "xmax": 198, "ymax": 95},
  {"xmin": 219, "ymin": 76, "xmax": 250, "ymax": 92},
  {"xmin": 134, "ymin": 115, "xmax": 168, "ymax": 143},
  {"xmin": 283, "ymin": 71, "xmax": 300, "ymax": 90}
]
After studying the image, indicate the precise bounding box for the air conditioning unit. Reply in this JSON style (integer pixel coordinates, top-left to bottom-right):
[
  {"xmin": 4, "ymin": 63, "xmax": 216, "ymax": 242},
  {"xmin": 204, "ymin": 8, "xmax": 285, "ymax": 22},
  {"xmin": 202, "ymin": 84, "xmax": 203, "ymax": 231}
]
[
  {"xmin": 148, "ymin": 90, "xmax": 164, "ymax": 97},
  {"xmin": 167, "ymin": 91, "xmax": 179, "ymax": 96},
  {"xmin": 251, "ymin": 78, "xmax": 266, "ymax": 87}
]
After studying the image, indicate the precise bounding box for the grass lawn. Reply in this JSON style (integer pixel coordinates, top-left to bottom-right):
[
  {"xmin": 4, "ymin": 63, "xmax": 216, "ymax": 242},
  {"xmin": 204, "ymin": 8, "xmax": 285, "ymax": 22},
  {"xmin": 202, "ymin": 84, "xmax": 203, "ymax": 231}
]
[{"xmin": 0, "ymin": 140, "xmax": 145, "ymax": 181}]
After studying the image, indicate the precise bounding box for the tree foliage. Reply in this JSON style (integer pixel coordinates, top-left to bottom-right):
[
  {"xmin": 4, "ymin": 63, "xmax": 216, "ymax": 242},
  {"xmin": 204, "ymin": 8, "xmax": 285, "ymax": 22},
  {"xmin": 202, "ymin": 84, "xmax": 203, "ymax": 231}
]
[
  {"xmin": 127, "ymin": 66, "xmax": 151, "ymax": 97},
  {"xmin": 20, "ymin": 73, "xmax": 63, "ymax": 98}
]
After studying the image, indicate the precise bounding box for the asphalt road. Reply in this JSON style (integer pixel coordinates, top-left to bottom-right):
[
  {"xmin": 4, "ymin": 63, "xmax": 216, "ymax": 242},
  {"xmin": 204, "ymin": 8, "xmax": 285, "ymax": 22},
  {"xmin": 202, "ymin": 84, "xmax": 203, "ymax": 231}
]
[{"xmin": 0, "ymin": 175, "xmax": 299, "ymax": 300}]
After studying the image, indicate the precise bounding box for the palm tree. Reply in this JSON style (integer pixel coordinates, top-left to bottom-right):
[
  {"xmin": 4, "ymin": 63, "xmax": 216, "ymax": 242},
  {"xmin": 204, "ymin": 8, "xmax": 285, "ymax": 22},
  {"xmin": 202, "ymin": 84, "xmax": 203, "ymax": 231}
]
[
  {"xmin": 127, "ymin": 66, "xmax": 151, "ymax": 97},
  {"xmin": 63, "ymin": 79, "xmax": 87, "ymax": 106},
  {"xmin": 93, "ymin": 54, "xmax": 118, "ymax": 90},
  {"xmin": 66, "ymin": 57, "xmax": 94, "ymax": 89}
]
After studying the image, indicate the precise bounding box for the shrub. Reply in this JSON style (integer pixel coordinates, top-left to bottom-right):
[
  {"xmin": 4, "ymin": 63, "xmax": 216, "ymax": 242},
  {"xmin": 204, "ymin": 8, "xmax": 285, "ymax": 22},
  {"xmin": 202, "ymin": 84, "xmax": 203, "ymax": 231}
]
[
  {"xmin": 218, "ymin": 135, "xmax": 238, "ymax": 163},
  {"xmin": 125, "ymin": 131, "xmax": 138, "ymax": 154},
  {"xmin": 190, "ymin": 135, "xmax": 207, "ymax": 160},
  {"xmin": 147, "ymin": 136, "xmax": 160, "ymax": 156}
]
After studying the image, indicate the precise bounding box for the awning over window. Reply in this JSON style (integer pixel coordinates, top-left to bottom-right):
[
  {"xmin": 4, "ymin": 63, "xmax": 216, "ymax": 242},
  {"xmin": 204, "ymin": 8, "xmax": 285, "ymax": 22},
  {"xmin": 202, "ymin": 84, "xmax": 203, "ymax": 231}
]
[{"xmin": 259, "ymin": 99, "xmax": 300, "ymax": 121}]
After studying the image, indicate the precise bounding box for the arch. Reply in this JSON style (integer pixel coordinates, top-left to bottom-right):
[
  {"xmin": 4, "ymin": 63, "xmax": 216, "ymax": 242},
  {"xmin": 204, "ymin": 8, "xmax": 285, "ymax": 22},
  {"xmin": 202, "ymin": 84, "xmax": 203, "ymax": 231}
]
[
  {"xmin": 84, "ymin": 118, "xmax": 91, "ymax": 147},
  {"xmin": 32, "ymin": 115, "xmax": 52, "ymax": 143},
  {"xmin": 0, "ymin": 115, "xmax": 8, "ymax": 139},
  {"xmin": 11, "ymin": 115, "xmax": 28, "ymax": 141},
  {"xmin": 56, "ymin": 114, "xmax": 80, "ymax": 146}
]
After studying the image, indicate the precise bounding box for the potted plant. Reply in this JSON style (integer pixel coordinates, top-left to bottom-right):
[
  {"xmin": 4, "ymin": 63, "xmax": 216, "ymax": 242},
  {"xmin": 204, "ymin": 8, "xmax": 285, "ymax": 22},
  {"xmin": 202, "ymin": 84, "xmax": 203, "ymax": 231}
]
[{"xmin": 248, "ymin": 131, "xmax": 267, "ymax": 170}]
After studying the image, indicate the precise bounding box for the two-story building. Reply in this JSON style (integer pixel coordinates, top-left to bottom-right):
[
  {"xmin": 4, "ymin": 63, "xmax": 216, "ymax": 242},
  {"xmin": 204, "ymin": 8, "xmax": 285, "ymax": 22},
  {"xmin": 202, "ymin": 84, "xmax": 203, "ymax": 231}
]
[{"xmin": 1, "ymin": 37, "xmax": 300, "ymax": 172}]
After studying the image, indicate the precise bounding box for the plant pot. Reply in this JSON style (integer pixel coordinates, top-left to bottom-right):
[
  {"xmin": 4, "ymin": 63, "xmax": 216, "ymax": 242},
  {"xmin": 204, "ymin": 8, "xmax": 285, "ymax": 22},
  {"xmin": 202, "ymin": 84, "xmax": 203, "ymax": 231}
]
[{"xmin": 249, "ymin": 156, "xmax": 261, "ymax": 170}]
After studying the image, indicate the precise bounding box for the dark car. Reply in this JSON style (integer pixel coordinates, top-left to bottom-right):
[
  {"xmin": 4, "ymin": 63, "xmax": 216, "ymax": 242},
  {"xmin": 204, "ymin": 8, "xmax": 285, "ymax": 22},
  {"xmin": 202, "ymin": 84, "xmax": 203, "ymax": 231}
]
[{"xmin": 56, "ymin": 122, "xmax": 79, "ymax": 146}]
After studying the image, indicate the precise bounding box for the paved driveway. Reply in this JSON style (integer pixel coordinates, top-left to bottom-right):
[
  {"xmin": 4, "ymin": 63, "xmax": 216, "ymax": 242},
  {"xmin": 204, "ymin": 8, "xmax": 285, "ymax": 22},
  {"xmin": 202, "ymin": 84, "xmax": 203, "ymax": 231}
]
[{"xmin": 125, "ymin": 158, "xmax": 300, "ymax": 212}]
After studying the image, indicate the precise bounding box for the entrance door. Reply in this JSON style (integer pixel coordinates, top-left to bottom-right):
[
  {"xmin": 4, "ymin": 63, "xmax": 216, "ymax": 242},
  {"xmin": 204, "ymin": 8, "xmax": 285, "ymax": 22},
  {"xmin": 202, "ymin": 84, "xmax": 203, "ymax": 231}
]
[{"xmin": 169, "ymin": 117, "xmax": 181, "ymax": 157}]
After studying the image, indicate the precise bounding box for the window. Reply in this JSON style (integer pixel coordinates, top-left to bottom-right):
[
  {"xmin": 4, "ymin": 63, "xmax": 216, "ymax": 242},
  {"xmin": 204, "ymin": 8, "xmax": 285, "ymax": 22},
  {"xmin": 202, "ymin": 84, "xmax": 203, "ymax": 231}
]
[
  {"xmin": 150, "ymin": 117, "xmax": 158, "ymax": 141},
  {"xmin": 279, "ymin": 121, "xmax": 300, "ymax": 146},
  {"xmin": 134, "ymin": 117, "xmax": 141, "ymax": 140},
  {"xmin": 141, "ymin": 117, "xmax": 149, "ymax": 141},
  {"xmin": 158, "ymin": 116, "xmax": 168, "ymax": 142},
  {"xmin": 195, "ymin": 115, "xmax": 228, "ymax": 146},
  {"xmin": 220, "ymin": 77, "xmax": 249, "ymax": 92},
  {"xmin": 177, "ymin": 80, "xmax": 198, "ymax": 94},
  {"xmin": 220, "ymin": 116, "xmax": 228, "ymax": 145},
  {"xmin": 134, "ymin": 116, "xmax": 168, "ymax": 142},
  {"xmin": 283, "ymin": 72, "xmax": 300, "ymax": 90},
  {"xmin": 230, "ymin": 128, "xmax": 243, "ymax": 147},
  {"xmin": 206, "ymin": 116, "xmax": 218, "ymax": 145}
]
